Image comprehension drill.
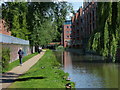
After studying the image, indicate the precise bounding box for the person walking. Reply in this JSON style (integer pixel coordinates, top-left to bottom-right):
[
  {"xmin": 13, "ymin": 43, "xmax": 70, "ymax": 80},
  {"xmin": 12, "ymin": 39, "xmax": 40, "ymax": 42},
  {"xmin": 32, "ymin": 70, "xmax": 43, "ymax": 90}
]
[
  {"xmin": 38, "ymin": 47, "xmax": 42, "ymax": 53},
  {"xmin": 18, "ymin": 48, "xmax": 24, "ymax": 66}
]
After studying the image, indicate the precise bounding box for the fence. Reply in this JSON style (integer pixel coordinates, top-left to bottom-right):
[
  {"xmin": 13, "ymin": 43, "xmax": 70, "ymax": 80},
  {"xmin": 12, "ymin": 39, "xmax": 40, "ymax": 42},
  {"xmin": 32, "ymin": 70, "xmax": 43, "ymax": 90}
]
[{"xmin": 0, "ymin": 33, "xmax": 32, "ymax": 62}]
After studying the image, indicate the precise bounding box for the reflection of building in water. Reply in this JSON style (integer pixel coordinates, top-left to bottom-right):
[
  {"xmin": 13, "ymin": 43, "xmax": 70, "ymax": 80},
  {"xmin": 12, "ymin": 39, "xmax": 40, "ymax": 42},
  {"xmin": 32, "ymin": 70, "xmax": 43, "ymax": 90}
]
[{"xmin": 63, "ymin": 51, "xmax": 73, "ymax": 73}]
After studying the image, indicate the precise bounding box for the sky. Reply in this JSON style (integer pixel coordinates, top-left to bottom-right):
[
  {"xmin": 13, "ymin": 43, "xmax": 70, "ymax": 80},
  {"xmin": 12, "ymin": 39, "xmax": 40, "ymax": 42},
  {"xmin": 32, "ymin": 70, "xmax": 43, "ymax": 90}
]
[
  {"xmin": 70, "ymin": 1, "xmax": 83, "ymax": 10},
  {"xmin": 66, "ymin": 1, "xmax": 83, "ymax": 20}
]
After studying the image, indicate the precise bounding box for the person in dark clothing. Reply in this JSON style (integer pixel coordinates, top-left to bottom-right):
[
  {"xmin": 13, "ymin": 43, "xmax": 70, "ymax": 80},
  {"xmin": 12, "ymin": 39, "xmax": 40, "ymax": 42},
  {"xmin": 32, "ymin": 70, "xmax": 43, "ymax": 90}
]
[
  {"xmin": 18, "ymin": 48, "xmax": 24, "ymax": 66},
  {"xmin": 38, "ymin": 47, "xmax": 42, "ymax": 53}
]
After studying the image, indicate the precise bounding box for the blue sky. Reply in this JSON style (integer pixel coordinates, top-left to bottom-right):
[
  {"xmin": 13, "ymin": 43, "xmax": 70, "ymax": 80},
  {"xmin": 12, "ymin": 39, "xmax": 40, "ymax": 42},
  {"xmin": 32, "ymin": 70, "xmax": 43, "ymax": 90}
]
[
  {"xmin": 66, "ymin": 2, "xmax": 83, "ymax": 20},
  {"xmin": 70, "ymin": 2, "xmax": 83, "ymax": 10}
]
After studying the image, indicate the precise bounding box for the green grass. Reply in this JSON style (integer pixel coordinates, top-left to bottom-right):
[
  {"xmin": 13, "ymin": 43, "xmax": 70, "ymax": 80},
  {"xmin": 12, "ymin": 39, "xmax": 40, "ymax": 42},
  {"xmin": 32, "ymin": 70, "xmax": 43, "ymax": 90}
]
[
  {"xmin": 9, "ymin": 50, "xmax": 75, "ymax": 88},
  {"xmin": 2, "ymin": 53, "xmax": 38, "ymax": 73}
]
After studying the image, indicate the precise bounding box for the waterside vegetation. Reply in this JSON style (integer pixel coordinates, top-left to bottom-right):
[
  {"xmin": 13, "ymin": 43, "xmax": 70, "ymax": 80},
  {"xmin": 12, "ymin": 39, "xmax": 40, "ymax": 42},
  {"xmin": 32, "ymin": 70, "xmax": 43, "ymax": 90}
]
[{"xmin": 2, "ymin": 52, "xmax": 38, "ymax": 73}]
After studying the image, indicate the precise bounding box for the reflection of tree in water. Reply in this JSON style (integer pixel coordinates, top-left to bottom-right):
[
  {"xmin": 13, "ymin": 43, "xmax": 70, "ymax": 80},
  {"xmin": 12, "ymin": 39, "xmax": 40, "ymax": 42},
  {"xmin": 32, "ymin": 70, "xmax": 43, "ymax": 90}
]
[
  {"xmin": 53, "ymin": 51, "xmax": 62, "ymax": 64},
  {"xmin": 69, "ymin": 52, "xmax": 84, "ymax": 61},
  {"xmin": 74, "ymin": 63, "xmax": 118, "ymax": 88}
]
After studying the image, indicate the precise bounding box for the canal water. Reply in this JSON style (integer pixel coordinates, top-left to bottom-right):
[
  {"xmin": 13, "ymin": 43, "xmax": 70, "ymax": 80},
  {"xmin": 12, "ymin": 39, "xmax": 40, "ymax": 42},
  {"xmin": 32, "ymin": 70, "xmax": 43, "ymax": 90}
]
[{"xmin": 53, "ymin": 50, "xmax": 119, "ymax": 88}]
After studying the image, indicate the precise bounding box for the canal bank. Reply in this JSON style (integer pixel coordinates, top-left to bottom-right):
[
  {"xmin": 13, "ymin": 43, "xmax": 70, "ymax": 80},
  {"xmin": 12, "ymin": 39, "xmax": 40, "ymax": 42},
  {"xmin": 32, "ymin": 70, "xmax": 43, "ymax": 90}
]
[
  {"xmin": 65, "ymin": 48, "xmax": 106, "ymax": 63},
  {"xmin": 65, "ymin": 48, "xmax": 120, "ymax": 63},
  {"xmin": 53, "ymin": 50, "xmax": 119, "ymax": 88},
  {"xmin": 9, "ymin": 50, "xmax": 75, "ymax": 88}
]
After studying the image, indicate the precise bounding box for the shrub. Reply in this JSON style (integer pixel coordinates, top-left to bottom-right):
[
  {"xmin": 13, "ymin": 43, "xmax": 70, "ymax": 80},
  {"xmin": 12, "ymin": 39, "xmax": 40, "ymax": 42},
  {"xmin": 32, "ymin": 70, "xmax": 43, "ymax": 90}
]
[
  {"xmin": 2, "ymin": 47, "xmax": 10, "ymax": 70},
  {"xmin": 56, "ymin": 46, "xmax": 64, "ymax": 50}
]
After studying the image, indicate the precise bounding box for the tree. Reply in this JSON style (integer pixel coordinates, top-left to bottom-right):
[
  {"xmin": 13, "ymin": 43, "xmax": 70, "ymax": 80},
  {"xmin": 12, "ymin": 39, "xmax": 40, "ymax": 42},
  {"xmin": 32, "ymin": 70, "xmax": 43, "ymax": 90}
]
[
  {"xmin": 53, "ymin": 2, "xmax": 73, "ymax": 41},
  {"xmin": 2, "ymin": 2, "xmax": 73, "ymax": 51},
  {"xmin": 88, "ymin": 2, "xmax": 120, "ymax": 62},
  {"xmin": 2, "ymin": 2, "xmax": 29, "ymax": 40},
  {"xmin": 28, "ymin": 2, "xmax": 72, "ymax": 48}
]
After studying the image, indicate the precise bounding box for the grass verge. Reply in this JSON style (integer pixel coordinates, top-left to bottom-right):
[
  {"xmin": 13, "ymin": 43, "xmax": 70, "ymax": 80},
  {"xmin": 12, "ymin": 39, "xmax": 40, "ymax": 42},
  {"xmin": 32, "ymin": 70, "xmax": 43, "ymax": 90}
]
[
  {"xmin": 9, "ymin": 50, "xmax": 75, "ymax": 88},
  {"xmin": 2, "ymin": 53, "xmax": 38, "ymax": 73}
]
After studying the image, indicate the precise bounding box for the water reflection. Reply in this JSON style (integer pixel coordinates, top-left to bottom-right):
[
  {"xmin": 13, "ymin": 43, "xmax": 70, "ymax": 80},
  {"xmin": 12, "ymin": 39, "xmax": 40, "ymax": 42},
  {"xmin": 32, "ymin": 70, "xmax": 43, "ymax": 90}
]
[
  {"xmin": 54, "ymin": 51, "xmax": 119, "ymax": 88},
  {"xmin": 63, "ymin": 51, "xmax": 73, "ymax": 74}
]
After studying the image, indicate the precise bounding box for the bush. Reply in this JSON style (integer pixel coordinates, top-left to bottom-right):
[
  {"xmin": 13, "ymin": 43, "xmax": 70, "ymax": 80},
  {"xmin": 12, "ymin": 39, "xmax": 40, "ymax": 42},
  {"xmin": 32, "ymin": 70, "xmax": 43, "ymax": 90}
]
[
  {"xmin": 2, "ymin": 47, "xmax": 10, "ymax": 70},
  {"xmin": 56, "ymin": 46, "xmax": 64, "ymax": 50}
]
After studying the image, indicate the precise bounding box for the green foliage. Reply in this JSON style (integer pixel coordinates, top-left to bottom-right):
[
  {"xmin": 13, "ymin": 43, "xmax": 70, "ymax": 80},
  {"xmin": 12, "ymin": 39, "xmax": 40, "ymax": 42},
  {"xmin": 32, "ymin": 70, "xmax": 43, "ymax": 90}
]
[
  {"xmin": 1, "ymin": 1, "xmax": 73, "ymax": 56},
  {"xmin": 28, "ymin": 2, "xmax": 72, "ymax": 46},
  {"xmin": 2, "ymin": 2, "xmax": 73, "ymax": 48},
  {"xmin": 2, "ymin": 2, "xmax": 30, "ymax": 40},
  {"xmin": 102, "ymin": 21, "xmax": 109, "ymax": 57},
  {"xmin": 56, "ymin": 45, "xmax": 64, "ymax": 51},
  {"xmin": 31, "ymin": 17, "xmax": 58, "ymax": 46},
  {"xmin": 110, "ymin": 34, "xmax": 118, "ymax": 62},
  {"xmin": 2, "ymin": 48, "xmax": 10, "ymax": 70},
  {"xmin": 53, "ymin": 2, "xmax": 73, "ymax": 41},
  {"xmin": 92, "ymin": 32, "xmax": 100, "ymax": 51},
  {"xmin": 88, "ymin": 2, "xmax": 119, "ymax": 62},
  {"xmin": 117, "ymin": 2, "xmax": 120, "ymax": 45},
  {"xmin": 2, "ymin": 53, "xmax": 38, "ymax": 73}
]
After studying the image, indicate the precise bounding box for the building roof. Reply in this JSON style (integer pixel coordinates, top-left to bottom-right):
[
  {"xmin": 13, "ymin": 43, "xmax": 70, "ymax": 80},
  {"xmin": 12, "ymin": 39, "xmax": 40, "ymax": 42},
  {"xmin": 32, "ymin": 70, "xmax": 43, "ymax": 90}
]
[{"xmin": 0, "ymin": 33, "xmax": 29, "ymax": 45}]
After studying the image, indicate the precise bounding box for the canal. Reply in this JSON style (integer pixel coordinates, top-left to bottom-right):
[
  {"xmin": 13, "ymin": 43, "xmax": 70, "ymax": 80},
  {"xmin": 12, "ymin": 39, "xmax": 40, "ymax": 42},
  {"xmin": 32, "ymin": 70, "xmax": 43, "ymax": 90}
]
[{"xmin": 53, "ymin": 50, "xmax": 119, "ymax": 88}]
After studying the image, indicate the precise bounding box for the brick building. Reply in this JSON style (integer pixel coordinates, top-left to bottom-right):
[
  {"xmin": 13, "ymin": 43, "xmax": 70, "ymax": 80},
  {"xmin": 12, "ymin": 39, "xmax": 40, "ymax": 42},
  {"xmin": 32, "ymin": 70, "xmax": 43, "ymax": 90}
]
[
  {"xmin": 62, "ymin": 1, "xmax": 97, "ymax": 48},
  {"xmin": 82, "ymin": 1, "xmax": 97, "ymax": 47},
  {"xmin": 71, "ymin": 7, "xmax": 84, "ymax": 48},
  {"xmin": 63, "ymin": 20, "xmax": 72, "ymax": 48},
  {"xmin": 0, "ymin": 19, "xmax": 11, "ymax": 36}
]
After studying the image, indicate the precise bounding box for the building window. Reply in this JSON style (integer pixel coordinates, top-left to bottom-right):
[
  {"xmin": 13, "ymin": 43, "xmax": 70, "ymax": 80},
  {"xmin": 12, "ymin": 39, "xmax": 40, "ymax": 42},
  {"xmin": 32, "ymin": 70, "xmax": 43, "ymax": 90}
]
[
  {"xmin": 66, "ymin": 31, "xmax": 69, "ymax": 33},
  {"xmin": 93, "ymin": 10, "xmax": 94, "ymax": 21},
  {"xmin": 83, "ymin": 11, "xmax": 84, "ymax": 15},
  {"xmin": 77, "ymin": 22, "xmax": 79, "ymax": 25},
  {"xmin": 66, "ymin": 26, "xmax": 69, "ymax": 28},
  {"xmin": 81, "ymin": 19, "xmax": 83, "ymax": 23},
  {"xmin": 66, "ymin": 36, "xmax": 69, "ymax": 38},
  {"xmin": 81, "ymin": 28, "xmax": 83, "ymax": 32}
]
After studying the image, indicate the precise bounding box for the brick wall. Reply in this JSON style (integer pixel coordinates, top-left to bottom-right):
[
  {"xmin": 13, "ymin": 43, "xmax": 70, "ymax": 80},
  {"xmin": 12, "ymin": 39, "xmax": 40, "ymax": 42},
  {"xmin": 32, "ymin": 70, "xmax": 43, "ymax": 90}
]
[
  {"xmin": 0, "ymin": 19, "xmax": 33, "ymax": 63},
  {"xmin": 63, "ymin": 24, "xmax": 72, "ymax": 48},
  {"xmin": 1, "ymin": 43, "xmax": 31, "ymax": 62},
  {"xmin": 63, "ymin": 2, "xmax": 97, "ymax": 48}
]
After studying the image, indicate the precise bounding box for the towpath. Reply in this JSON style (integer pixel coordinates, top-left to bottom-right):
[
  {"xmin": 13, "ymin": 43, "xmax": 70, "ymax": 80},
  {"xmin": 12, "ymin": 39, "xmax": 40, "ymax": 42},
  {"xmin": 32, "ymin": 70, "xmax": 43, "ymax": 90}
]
[{"xmin": 0, "ymin": 51, "xmax": 45, "ymax": 89}]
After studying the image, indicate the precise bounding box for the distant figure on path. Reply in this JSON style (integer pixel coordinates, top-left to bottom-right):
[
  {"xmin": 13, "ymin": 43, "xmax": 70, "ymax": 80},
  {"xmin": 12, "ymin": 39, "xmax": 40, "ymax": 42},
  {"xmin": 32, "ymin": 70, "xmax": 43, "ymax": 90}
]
[
  {"xmin": 38, "ymin": 47, "xmax": 42, "ymax": 53},
  {"xmin": 18, "ymin": 48, "xmax": 24, "ymax": 66}
]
